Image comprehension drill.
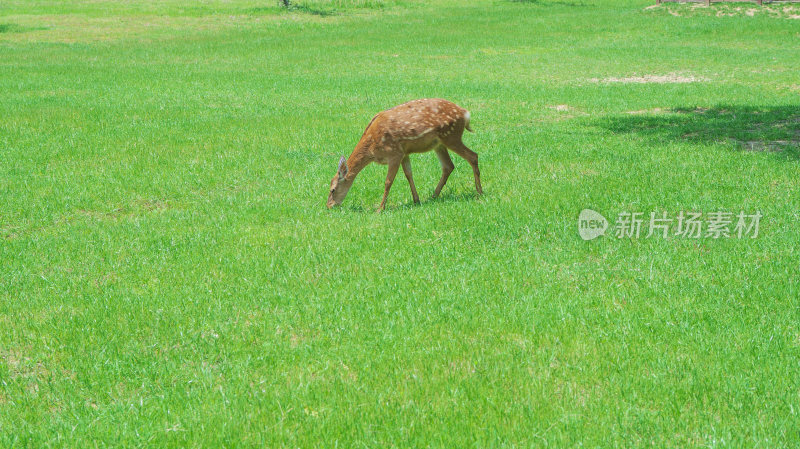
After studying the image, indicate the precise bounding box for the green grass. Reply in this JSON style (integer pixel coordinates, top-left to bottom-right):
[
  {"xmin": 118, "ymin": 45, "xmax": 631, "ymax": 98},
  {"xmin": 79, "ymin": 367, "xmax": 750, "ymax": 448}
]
[{"xmin": 2, "ymin": 0, "xmax": 799, "ymax": 447}]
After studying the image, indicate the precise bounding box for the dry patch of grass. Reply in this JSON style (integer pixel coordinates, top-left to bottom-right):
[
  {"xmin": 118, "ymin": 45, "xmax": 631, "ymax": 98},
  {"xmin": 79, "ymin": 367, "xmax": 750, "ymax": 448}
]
[
  {"xmin": 0, "ymin": 349, "xmax": 51, "ymax": 382},
  {"xmin": 0, "ymin": 12, "xmax": 334, "ymax": 43},
  {"xmin": 645, "ymin": 2, "xmax": 800, "ymax": 19},
  {"xmin": 589, "ymin": 73, "xmax": 709, "ymax": 84},
  {"xmin": 66, "ymin": 198, "xmax": 173, "ymax": 223},
  {"xmin": 545, "ymin": 104, "xmax": 590, "ymax": 121},
  {"xmin": 625, "ymin": 107, "xmax": 668, "ymax": 115},
  {"xmin": 730, "ymin": 138, "xmax": 799, "ymax": 152}
]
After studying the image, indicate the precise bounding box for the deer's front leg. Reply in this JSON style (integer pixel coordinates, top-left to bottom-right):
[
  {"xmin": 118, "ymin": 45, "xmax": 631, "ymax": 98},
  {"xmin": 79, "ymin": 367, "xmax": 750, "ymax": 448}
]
[
  {"xmin": 379, "ymin": 161, "xmax": 401, "ymax": 211},
  {"xmin": 401, "ymin": 156, "xmax": 420, "ymax": 204}
]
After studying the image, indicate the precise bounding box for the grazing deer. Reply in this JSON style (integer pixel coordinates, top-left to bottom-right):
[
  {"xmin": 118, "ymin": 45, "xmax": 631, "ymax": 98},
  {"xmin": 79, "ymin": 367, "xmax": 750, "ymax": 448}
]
[{"xmin": 326, "ymin": 98, "xmax": 482, "ymax": 210}]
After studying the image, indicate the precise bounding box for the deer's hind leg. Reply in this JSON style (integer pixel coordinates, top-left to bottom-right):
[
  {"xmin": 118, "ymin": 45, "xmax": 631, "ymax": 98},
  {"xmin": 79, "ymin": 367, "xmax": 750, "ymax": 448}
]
[
  {"xmin": 433, "ymin": 145, "xmax": 454, "ymax": 199},
  {"xmin": 440, "ymin": 134, "xmax": 482, "ymax": 195}
]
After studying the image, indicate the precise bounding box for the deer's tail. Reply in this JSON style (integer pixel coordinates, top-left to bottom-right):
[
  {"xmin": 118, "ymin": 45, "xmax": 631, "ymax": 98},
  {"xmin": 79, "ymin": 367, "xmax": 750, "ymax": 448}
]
[{"xmin": 464, "ymin": 110, "xmax": 473, "ymax": 133}]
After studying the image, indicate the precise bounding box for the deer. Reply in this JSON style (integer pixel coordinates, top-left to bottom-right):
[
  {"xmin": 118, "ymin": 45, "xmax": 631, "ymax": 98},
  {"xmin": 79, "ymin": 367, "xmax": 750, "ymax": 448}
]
[{"xmin": 326, "ymin": 98, "xmax": 482, "ymax": 211}]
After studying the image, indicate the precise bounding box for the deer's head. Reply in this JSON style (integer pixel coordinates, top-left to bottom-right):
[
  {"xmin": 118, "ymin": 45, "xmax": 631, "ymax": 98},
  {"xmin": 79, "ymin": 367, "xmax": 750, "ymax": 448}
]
[{"xmin": 327, "ymin": 156, "xmax": 353, "ymax": 208}]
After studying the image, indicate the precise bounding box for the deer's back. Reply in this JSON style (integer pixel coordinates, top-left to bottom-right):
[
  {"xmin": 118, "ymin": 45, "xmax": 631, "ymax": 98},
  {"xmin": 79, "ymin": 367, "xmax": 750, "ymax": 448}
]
[{"xmin": 370, "ymin": 98, "xmax": 468, "ymax": 141}]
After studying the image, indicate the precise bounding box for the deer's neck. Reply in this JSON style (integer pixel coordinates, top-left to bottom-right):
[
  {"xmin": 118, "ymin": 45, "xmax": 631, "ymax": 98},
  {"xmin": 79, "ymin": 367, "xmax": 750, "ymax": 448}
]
[{"xmin": 344, "ymin": 142, "xmax": 373, "ymax": 182}]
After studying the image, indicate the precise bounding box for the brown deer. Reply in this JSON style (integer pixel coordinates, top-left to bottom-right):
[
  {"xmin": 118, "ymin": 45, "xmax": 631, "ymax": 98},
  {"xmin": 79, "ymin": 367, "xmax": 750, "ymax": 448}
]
[{"xmin": 326, "ymin": 98, "xmax": 482, "ymax": 210}]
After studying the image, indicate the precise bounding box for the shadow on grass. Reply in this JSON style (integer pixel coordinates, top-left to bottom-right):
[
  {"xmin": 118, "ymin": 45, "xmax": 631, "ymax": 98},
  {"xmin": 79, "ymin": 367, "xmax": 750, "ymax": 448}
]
[
  {"xmin": 422, "ymin": 191, "xmax": 481, "ymax": 206},
  {"xmin": 292, "ymin": 5, "xmax": 337, "ymax": 16},
  {"xmin": 248, "ymin": 5, "xmax": 337, "ymax": 16},
  {"xmin": 0, "ymin": 23, "xmax": 48, "ymax": 33},
  {"xmin": 338, "ymin": 191, "xmax": 480, "ymax": 213},
  {"xmin": 0, "ymin": 24, "xmax": 22, "ymax": 33},
  {"xmin": 597, "ymin": 105, "xmax": 800, "ymax": 161}
]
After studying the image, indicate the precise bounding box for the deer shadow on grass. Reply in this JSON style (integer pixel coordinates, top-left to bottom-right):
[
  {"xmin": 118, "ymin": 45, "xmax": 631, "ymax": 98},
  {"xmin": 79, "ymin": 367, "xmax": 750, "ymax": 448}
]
[
  {"xmin": 247, "ymin": 5, "xmax": 336, "ymax": 16},
  {"xmin": 596, "ymin": 105, "xmax": 800, "ymax": 161},
  {"xmin": 340, "ymin": 191, "xmax": 480, "ymax": 213},
  {"xmin": 398, "ymin": 191, "xmax": 481, "ymax": 211}
]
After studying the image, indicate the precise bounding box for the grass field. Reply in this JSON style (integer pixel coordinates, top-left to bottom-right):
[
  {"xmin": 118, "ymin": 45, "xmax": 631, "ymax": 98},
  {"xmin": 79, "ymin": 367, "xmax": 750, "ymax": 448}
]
[{"xmin": 2, "ymin": 0, "xmax": 800, "ymax": 446}]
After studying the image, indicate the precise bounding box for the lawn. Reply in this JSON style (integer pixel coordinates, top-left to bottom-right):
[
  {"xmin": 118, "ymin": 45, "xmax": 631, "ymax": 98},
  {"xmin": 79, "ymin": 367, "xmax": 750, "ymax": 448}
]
[{"xmin": 1, "ymin": 0, "xmax": 799, "ymax": 447}]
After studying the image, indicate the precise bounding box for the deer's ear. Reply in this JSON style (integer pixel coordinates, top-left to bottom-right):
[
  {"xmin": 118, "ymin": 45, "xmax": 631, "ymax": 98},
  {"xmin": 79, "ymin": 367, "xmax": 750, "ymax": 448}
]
[{"xmin": 337, "ymin": 156, "xmax": 348, "ymax": 179}]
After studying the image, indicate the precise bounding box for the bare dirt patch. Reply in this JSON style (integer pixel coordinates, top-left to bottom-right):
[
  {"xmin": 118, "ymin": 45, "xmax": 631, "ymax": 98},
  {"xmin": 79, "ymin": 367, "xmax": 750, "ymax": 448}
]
[
  {"xmin": 645, "ymin": 3, "xmax": 800, "ymax": 19},
  {"xmin": 544, "ymin": 104, "xmax": 588, "ymax": 121},
  {"xmin": 624, "ymin": 106, "xmax": 713, "ymax": 115},
  {"xmin": 589, "ymin": 73, "xmax": 709, "ymax": 84},
  {"xmin": 625, "ymin": 108, "xmax": 667, "ymax": 115},
  {"xmin": 731, "ymin": 139, "xmax": 800, "ymax": 152}
]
